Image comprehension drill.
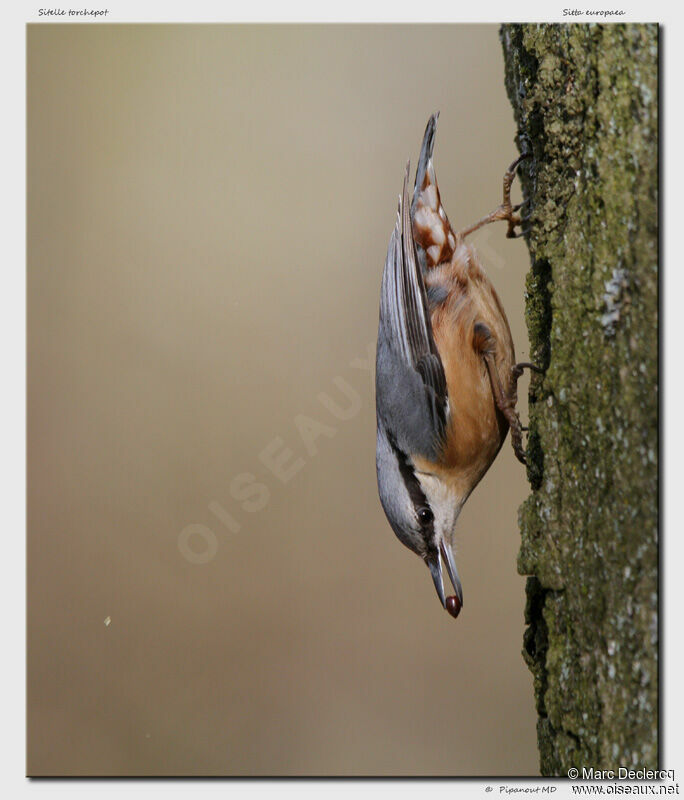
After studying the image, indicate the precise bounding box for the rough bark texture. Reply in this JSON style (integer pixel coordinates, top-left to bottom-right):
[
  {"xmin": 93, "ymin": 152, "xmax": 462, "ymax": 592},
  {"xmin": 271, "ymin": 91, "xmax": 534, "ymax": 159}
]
[{"xmin": 500, "ymin": 24, "xmax": 658, "ymax": 776}]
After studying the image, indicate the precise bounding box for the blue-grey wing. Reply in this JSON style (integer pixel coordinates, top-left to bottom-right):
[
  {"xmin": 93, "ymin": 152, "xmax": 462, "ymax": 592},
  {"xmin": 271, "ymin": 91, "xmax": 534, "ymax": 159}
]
[{"xmin": 376, "ymin": 164, "xmax": 448, "ymax": 462}]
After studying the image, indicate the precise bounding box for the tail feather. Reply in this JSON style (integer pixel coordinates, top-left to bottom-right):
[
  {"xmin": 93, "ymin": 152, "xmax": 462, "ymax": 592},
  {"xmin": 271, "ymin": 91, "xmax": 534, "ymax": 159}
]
[
  {"xmin": 410, "ymin": 112, "xmax": 457, "ymax": 271},
  {"xmin": 412, "ymin": 112, "xmax": 439, "ymax": 209}
]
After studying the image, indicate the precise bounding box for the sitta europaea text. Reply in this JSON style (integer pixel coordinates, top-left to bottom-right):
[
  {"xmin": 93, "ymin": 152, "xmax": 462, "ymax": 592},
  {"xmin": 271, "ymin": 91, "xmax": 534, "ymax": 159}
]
[{"xmin": 375, "ymin": 113, "xmax": 538, "ymax": 619}]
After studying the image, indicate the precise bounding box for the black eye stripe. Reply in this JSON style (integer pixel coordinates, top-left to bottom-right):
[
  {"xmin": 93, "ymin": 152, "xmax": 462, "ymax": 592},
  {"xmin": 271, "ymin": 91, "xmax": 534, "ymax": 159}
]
[{"xmin": 386, "ymin": 432, "xmax": 435, "ymax": 533}]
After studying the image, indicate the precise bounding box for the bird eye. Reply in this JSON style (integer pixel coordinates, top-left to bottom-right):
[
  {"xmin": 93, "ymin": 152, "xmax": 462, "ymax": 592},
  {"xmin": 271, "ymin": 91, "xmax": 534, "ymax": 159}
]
[{"xmin": 417, "ymin": 507, "xmax": 433, "ymax": 525}]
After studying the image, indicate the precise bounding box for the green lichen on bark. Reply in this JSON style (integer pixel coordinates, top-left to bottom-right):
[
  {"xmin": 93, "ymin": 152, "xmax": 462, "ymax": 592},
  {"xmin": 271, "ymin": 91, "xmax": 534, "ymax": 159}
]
[{"xmin": 500, "ymin": 24, "xmax": 658, "ymax": 776}]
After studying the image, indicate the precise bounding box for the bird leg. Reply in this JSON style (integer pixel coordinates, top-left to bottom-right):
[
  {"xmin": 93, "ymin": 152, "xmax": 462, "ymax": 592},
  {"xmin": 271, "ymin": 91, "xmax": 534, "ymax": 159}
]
[
  {"xmin": 482, "ymin": 353, "xmax": 527, "ymax": 465},
  {"xmin": 455, "ymin": 154, "xmax": 531, "ymax": 241}
]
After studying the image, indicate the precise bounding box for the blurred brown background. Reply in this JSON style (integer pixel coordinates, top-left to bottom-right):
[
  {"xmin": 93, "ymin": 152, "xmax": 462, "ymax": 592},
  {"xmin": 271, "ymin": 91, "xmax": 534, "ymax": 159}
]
[{"xmin": 27, "ymin": 24, "xmax": 538, "ymax": 776}]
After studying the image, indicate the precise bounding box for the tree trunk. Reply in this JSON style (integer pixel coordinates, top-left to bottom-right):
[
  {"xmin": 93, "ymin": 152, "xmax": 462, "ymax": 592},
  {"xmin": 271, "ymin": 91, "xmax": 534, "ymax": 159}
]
[{"xmin": 499, "ymin": 24, "xmax": 658, "ymax": 777}]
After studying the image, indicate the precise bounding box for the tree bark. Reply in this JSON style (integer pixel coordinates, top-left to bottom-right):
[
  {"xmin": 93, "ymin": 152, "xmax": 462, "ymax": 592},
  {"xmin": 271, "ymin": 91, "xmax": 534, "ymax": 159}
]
[{"xmin": 500, "ymin": 24, "xmax": 658, "ymax": 776}]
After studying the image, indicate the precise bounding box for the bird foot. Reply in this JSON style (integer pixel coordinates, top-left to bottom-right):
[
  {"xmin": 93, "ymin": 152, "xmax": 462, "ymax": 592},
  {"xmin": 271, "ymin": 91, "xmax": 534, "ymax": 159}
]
[
  {"xmin": 502, "ymin": 154, "xmax": 532, "ymax": 239},
  {"xmin": 456, "ymin": 153, "xmax": 531, "ymax": 241},
  {"xmin": 483, "ymin": 357, "xmax": 544, "ymax": 465}
]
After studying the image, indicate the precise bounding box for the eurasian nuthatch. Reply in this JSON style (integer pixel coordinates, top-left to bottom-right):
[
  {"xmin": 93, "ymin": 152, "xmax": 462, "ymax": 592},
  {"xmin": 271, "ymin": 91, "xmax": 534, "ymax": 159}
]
[{"xmin": 375, "ymin": 113, "xmax": 537, "ymax": 619}]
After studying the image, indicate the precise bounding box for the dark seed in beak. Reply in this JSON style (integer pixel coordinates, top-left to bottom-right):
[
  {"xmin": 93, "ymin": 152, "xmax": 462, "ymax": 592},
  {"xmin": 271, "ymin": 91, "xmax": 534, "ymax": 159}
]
[{"xmin": 446, "ymin": 595, "xmax": 462, "ymax": 618}]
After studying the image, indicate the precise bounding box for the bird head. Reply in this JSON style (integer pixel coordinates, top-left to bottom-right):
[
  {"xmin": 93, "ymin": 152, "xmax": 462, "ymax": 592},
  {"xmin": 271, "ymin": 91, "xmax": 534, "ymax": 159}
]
[{"xmin": 376, "ymin": 425, "xmax": 464, "ymax": 617}]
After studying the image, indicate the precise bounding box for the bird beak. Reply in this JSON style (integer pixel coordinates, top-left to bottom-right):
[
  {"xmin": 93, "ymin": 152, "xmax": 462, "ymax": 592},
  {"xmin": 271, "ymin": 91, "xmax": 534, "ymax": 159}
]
[
  {"xmin": 426, "ymin": 550, "xmax": 447, "ymax": 608},
  {"xmin": 426, "ymin": 542, "xmax": 464, "ymax": 614},
  {"xmin": 440, "ymin": 539, "xmax": 464, "ymax": 607}
]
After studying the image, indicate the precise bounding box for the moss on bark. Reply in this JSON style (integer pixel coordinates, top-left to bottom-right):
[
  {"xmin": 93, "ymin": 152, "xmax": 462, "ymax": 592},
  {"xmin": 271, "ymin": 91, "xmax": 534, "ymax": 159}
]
[{"xmin": 500, "ymin": 24, "xmax": 658, "ymax": 776}]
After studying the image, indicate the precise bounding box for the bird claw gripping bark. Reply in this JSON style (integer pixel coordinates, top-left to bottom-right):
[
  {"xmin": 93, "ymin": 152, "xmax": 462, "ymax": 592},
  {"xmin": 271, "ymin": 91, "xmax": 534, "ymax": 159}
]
[
  {"xmin": 502, "ymin": 154, "xmax": 532, "ymax": 238},
  {"xmin": 455, "ymin": 153, "xmax": 531, "ymax": 241},
  {"xmin": 506, "ymin": 362, "xmax": 544, "ymax": 464}
]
